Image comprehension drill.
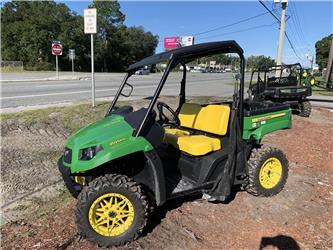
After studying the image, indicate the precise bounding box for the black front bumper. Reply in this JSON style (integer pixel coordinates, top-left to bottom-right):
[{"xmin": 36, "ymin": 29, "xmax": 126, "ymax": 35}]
[{"xmin": 58, "ymin": 157, "xmax": 81, "ymax": 198}]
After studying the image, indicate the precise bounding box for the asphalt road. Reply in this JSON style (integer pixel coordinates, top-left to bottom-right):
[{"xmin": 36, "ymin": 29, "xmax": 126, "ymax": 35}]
[
  {"xmin": 1, "ymin": 72, "xmax": 242, "ymax": 108},
  {"xmin": 1, "ymin": 72, "xmax": 332, "ymax": 109}
]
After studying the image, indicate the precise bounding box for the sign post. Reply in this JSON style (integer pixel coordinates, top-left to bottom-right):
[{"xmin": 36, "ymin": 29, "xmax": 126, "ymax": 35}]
[
  {"xmin": 69, "ymin": 49, "xmax": 75, "ymax": 77},
  {"xmin": 84, "ymin": 8, "xmax": 97, "ymax": 107},
  {"xmin": 52, "ymin": 41, "xmax": 63, "ymax": 79}
]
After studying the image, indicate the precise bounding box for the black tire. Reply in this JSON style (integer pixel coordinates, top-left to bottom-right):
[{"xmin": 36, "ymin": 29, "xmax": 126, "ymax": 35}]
[
  {"xmin": 246, "ymin": 146, "xmax": 289, "ymax": 197},
  {"xmin": 76, "ymin": 174, "xmax": 148, "ymax": 247},
  {"xmin": 299, "ymin": 100, "xmax": 311, "ymax": 117}
]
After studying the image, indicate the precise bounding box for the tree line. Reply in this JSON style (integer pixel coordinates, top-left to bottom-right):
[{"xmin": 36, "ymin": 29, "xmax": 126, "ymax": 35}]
[
  {"xmin": 1, "ymin": 1, "xmax": 159, "ymax": 72},
  {"xmin": 5, "ymin": 1, "xmax": 328, "ymax": 73},
  {"xmin": 196, "ymin": 54, "xmax": 276, "ymax": 70}
]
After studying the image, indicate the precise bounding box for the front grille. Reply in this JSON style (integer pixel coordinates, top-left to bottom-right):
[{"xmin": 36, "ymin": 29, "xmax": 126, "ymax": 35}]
[{"xmin": 64, "ymin": 147, "xmax": 72, "ymax": 164}]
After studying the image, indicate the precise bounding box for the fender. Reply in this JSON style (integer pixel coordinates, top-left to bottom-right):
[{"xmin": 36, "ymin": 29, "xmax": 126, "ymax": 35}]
[{"xmin": 143, "ymin": 150, "xmax": 166, "ymax": 206}]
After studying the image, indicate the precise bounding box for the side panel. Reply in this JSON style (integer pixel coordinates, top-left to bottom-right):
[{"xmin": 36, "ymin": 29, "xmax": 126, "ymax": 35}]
[
  {"xmin": 64, "ymin": 136, "xmax": 153, "ymax": 173},
  {"xmin": 243, "ymin": 109, "xmax": 292, "ymax": 140}
]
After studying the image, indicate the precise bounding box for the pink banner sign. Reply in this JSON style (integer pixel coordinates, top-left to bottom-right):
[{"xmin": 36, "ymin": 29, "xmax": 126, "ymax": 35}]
[{"xmin": 164, "ymin": 37, "xmax": 179, "ymax": 50}]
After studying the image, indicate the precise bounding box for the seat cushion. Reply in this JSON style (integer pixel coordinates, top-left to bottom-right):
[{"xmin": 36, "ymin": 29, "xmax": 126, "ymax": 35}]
[
  {"xmin": 166, "ymin": 134, "xmax": 221, "ymax": 156},
  {"xmin": 178, "ymin": 103, "xmax": 230, "ymax": 135},
  {"xmin": 164, "ymin": 128, "xmax": 190, "ymax": 136},
  {"xmin": 163, "ymin": 128, "xmax": 189, "ymax": 148}
]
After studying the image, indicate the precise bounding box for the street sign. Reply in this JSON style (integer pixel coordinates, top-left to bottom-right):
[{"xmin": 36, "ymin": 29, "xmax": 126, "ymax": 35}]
[
  {"xmin": 69, "ymin": 49, "xmax": 75, "ymax": 60},
  {"xmin": 84, "ymin": 8, "xmax": 97, "ymax": 107},
  {"xmin": 84, "ymin": 8, "xmax": 97, "ymax": 34},
  {"xmin": 52, "ymin": 42, "xmax": 63, "ymax": 56},
  {"xmin": 69, "ymin": 49, "xmax": 75, "ymax": 77}
]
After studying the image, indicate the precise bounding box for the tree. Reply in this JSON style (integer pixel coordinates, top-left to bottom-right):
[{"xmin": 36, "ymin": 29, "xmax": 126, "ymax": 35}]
[
  {"xmin": 1, "ymin": 1, "xmax": 158, "ymax": 72},
  {"xmin": 247, "ymin": 55, "xmax": 275, "ymax": 70},
  {"xmin": 315, "ymin": 34, "xmax": 332, "ymax": 71}
]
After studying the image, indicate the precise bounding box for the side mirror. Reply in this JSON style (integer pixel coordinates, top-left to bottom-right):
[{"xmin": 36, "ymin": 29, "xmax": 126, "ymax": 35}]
[{"xmin": 120, "ymin": 82, "xmax": 133, "ymax": 97}]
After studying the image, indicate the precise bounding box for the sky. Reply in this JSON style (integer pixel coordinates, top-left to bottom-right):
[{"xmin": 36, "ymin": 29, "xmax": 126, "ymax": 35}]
[{"xmin": 63, "ymin": 1, "xmax": 333, "ymax": 67}]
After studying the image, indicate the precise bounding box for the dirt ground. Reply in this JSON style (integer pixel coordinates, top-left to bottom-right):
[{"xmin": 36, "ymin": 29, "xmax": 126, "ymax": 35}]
[{"xmin": 1, "ymin": 102, "xmax": 332, "ymax": 250}]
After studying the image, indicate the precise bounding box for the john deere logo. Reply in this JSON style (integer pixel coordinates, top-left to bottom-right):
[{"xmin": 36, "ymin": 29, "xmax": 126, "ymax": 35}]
[{"xmin": 109, "ymin": 138, "xmax": 126, "ymax": 146}]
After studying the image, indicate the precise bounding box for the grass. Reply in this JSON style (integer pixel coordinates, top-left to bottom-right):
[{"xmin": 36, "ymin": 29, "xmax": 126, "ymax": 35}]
[
  {"xmin": 0, "ymin": 67, "xmax": 24, "ymax": 73},
  {"xmin": 311, "ymin": 81, "xmax": 333, "ymax": 96},
  {"xmin": 1, "ymin": 101, "xmax": 112, "ymax": 133}
]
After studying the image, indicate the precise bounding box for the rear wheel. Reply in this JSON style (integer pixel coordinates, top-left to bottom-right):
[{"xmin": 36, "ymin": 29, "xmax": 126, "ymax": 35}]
[
  {"xmin": 299, "ymin": 100, "xmax": 311, "ymax": 117},
  {"xmin": 309, "ymin": 76, "xmax": 316, "ymax": 86},
  {"xmin": 76, "ymin": 174, "xmax": 148, "ymax": 247},
  {"xmin": 246, "ymin": 146, "xmax": 288, "ymax": 197}
]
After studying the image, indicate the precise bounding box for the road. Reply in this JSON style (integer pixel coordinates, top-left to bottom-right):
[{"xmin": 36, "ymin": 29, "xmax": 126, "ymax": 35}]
[
  {"xmin": 1, "ymin": 72, "xmax": 332, "ymax": 109},
  {"xmin": 0, "ymin": 72, "xmax": 242, "ymax": 108}
]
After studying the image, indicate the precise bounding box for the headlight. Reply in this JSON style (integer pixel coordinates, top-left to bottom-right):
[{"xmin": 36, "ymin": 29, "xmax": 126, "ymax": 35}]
[{"xmin": 79, "ymin": 145, "xmax": 103, "ymax": 160}]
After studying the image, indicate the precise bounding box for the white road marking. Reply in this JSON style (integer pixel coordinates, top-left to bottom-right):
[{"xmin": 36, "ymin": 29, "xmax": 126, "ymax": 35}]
[
  {"xmin": 35, "ymin": 84, "xmax": 80, "ymax": 88},
  {"xmin": 0, "ymin": 84, "xmax": 178, "ymax": 100},
  {"xmin": 0, "ymin": 79, "xmax": 231, "ymax": 101},
  {"xmin": 0, "ymin": 88, "xmax": 119, "ymax": 100}
]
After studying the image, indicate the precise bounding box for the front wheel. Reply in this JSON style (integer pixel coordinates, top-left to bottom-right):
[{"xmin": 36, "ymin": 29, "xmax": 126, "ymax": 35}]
[
  {"xmin": 299, "ymin": 100, "xmax": 311, "ymax": 117},
  {"xmin": 76, "ymin": 174, "xmax": 148, "ymax": 247},
  {"xmin": 246, "ymin": 146, "xmax": 289, "ymax": 197}
]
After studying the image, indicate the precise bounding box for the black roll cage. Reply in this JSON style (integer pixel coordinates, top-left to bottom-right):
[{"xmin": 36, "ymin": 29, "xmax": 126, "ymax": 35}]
[
  {"xmin": 107, "ymin": 41, "xmax": 245, "ymax": 138},
  {"xmin": 249, "ymin": 63, "xmax": 304, "ymax": 89}
]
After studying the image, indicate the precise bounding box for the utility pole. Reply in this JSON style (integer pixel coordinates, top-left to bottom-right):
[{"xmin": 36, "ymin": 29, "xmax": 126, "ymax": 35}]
[
  {"xmin": 276, "ymin": 0, "xmax": 288, "ymax": 67},
  {"xmin": 325, "ymin": 37, "xmax": 333, "ymax": 88}
]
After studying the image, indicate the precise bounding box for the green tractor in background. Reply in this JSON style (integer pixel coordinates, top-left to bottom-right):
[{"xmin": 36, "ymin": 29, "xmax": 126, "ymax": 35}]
[
  {"xmin": 302, "ymin": 67, "xmax": 316, "ymax": 87},
  {"xmin": 58, "ymin": 41, "xmax": 292, "ymax": 247},
  {"xmin": 249, "ymin": 63, "xmax": 314, "ymax": 117}
]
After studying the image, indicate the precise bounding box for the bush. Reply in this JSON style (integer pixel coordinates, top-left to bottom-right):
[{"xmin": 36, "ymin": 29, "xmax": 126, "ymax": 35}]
[
  {"xmin": 24, "ymin": 62, "xmax": 54, "ymax": 71},
  {"xmin": 313, "ymin": 72, "xmax": 322, "ymax": 77}
]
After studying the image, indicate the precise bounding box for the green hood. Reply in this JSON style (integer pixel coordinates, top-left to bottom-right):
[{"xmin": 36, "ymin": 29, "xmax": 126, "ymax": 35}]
[
  {"xmin": 66, "ymin": 115, "xmax": 132, "ymax": 149},
  {"xmin": 64, "ymin": 114, "xmax": 153, "ymax": 173}
]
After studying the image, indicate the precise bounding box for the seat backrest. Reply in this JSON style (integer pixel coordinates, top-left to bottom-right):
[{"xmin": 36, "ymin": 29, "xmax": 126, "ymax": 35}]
[{"xmin": 178, "ymin": 103, "xmax": 230, "ymax": 135}]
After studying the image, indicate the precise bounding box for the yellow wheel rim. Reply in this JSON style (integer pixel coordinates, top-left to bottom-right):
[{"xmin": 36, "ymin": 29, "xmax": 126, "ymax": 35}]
[
  {"xmin": 88, "ymin": 193, "xmax": 135, "ymax": 237},
  {"xmin": 310, "ymin": 78, "xmax": 315, "ymax": 86},
  {"xmin": 259, "ymin": 157, "xmax": 283, "ymax": 189}
]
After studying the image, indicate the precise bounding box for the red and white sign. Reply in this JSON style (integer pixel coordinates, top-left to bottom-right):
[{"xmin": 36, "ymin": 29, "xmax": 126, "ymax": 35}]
[
  {"xmin": 84, "ymin": 8, "xmax": 97, "ymax": 34},
  {"xmin": 52, "ymin": 42, "xmax": 63, "ymax": 56},
  {"xmin": 164, "ymin": 36, "xmax": 194, "ymax": 50}
]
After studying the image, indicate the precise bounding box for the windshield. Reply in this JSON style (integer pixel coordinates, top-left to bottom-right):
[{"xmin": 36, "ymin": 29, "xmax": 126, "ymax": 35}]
[{"xmin": 107, "ymin": 62, "xmax": 169, "ymax": 115}]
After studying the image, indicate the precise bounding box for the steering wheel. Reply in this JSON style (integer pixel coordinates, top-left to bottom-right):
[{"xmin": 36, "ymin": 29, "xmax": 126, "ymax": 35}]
[{"xmin": 157, "ymin": 102, "xmax": 180, "ymax": 127}]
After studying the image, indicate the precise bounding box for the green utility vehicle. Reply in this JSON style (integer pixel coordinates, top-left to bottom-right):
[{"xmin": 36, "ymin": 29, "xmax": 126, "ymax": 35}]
[
  {"xmin": 249, "ymin": 63, "xmax": 314, "ymax": 117},
  {"xmin": 58, "ymin": 41, "xmax": 292, "ymax": 247}
]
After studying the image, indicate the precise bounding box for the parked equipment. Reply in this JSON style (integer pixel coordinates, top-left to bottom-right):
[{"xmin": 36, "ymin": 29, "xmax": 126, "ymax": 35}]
[
  {"xmin": 248, "ymin": 63, "xmax": 313, "ymax": 117},
  {"xmin": 58, "ymin": 41, "xmax": 292, "ymax": 247}
]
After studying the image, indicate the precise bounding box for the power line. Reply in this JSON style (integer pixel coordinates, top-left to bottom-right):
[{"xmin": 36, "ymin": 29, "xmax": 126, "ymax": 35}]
[
  {"xmin": 258, "ymin": 0, "xmax": 304, "ymax": 62},
  {"xmin": 285, "ymin": 33, "xmax": 303, "ymax": 61},
  {"xmin": 258, "ymin": 0, "xmax": 280, "ymax": 22},
  {"xmin": 193, "ymin": 11, "xmax": 271, "ymax": 36},
  {"xmin": 197, "ymin": 22, "xmax": 278, "ymax": 41}
]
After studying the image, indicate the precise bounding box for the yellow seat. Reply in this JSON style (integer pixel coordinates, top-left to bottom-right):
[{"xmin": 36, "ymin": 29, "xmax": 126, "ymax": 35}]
[
  {"xmin": 164, "ymin": 103, "xmax": 230, "ymax": 156},
  {"xmin": 167, "ymin": 135, "xmax": 221, "ymax": 156}
]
